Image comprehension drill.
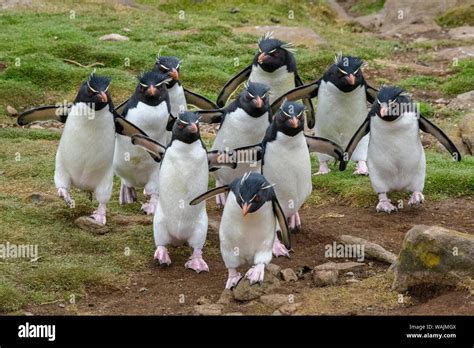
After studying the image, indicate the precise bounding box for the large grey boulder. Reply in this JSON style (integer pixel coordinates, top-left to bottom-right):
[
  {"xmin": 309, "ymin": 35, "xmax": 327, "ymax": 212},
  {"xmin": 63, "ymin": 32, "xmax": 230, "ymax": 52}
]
[
  {"xmin": 392, "ymin": 225, "xmax": 474, "ymax": 292},
  {"xmin": 232, "ymin": 272, "xmax": 281, "ymax": 301}
]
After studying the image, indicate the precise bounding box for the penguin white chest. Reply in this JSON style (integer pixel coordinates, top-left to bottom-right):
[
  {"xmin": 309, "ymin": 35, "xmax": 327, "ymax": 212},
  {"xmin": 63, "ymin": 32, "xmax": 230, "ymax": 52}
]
[
  {"xmin": 368, "ymin": 112, "xmax": 426, "ymax": 193},
  {"xmin": 263, "ymin": 132, "xmax": 312, "ymax": 216},
  {"xmin": 167, "ymin": 83, "xmax": 187, "ymax": 116},
  {"xmin": 249, "ymin": 65, "xmax": 295, "ymax": 103},
  {"xmin": 219, "ymin": 192, "xmax": 275, "ymax": 268}
]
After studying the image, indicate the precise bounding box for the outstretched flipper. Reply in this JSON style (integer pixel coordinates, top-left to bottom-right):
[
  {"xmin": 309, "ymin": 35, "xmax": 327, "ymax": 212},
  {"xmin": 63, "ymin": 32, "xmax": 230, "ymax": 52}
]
[
  {"xmin": 339, "ymin": 117, "xmax": 371, "ymax": 171},
  {"xmin": 232, "ymin": 144, "xmax": 264, "ymax": 164},
  {"xmin": 184, "ymin": 88, "xmax": 218, "ymax": 110},
  {"xmin": 18, "ymin": 105, "xmax": 69, "ymax": 126},
  {"xmin": 272, "ymin": 198, "xmax": 291, "ymax": 249},
  {"xmin": 295, "ymin": 72, "xmax": 315, "ymax": 129},
  {"xmin": 419, "ymin": 115, "xmax": 461, "ymax": 161},
  {"xmin": 113, "ymin": 112, "xmax": 148, "ymax": 137},
  {"xmin": 216, "ymin": 65, "xmax": 252, "ymax": 107},
  {"xmin": 305, "ymin": 135, "xmax": 344, "ymax": 161},
  {"xmin": 115, "ymin": 99, "xmax": 129, "ymax": 114},
  {"xmin": 271, "ymin": 80, "xmax": 320, "ymax": 115},
  {"xmin": 196, "ymin": 109, "xmax": 225, "ymax": 124},
  {"xmin": 190, "ymin": 186, "xmax": 231, "ymax": 206},
  {"xmin": 207, "ymin": 150, "xmax": 238, "ymax": 171},
  {"xmin": 130, "ymin": 134, "xmax": 166, "ymax": 163}
]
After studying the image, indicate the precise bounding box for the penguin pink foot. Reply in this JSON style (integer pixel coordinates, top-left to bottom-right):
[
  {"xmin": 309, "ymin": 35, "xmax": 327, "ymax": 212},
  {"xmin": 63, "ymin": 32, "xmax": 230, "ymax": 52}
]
[
  {"xmin": 376, "ymin": 194, "xmax": 398, "ymax": 214},
  {"xmin": 58, "ymin": 187, "xmax": 73, "ymax": 207},
  {"xmin": 289, "ymin": 212, "xmax": 301, "ymax": 233},
  {"xmin": 408, "ymin": 191, "xmax": 424, "ymax": 207},
  {"xmin": 140, "ymin": 202, "xmax": 156, "ymax": 215},
  {"xmin": 315, "ymin": 161, "xmax": 331, "ymax": 175},
  {"xmin": 272, "ymin": 237, "xmax": 290, "ymax": 257},
  {"xmin": 353, "ymin": 161, "xmax": 369, "ymax": 175},
  {"xmin": 245, "ymin": 263, "xmax": 265, "ymax": 285},
  {"xmin": 154, "ymin": 246, "xmax": 171, "ymax": 266},
  {"xmin": 89, "ymin": 203, "xmax": 107, "ymax": 225},
  {"xmin": 185, "ymin": 249, "xmax": 209, "ymax": 273},
  {"xmin": 225, "ymin": 268, "xmax": 242, "ymax": 289},
  {"xmin": 216, "ymin": 192, "xmax": 227, "ymax": 209},
  {"xmin": 119, "ymin": 183, "xmax": 137, "ymax": 205}
]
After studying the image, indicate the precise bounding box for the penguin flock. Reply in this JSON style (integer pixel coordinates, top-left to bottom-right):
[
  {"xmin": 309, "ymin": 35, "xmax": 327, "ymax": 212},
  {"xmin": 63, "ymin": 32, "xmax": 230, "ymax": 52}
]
[{"xmin": 18, "ymin": 33, "xmax": 462, "ymax": 289}]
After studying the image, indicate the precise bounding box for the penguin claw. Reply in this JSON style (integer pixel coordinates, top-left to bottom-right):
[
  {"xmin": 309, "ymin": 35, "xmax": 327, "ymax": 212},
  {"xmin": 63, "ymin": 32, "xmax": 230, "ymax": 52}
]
[
  {"xmin": 140, "ymin": 202, "xmax": 156, "ymax": 215},
  {"xmin": 314, "ymin": 162, "xmax": 331, "ymax": 175},
  {"xmin": 185, "ymin": 257, "xmax": 209, "ymax": 273},
  {"xmin": 89, "ymin": 212, "xmax": 106, "ymax": 225},
  {"xmin": 376, "ymin": 200, "xmax": 398, "ymax": 214},
  {"xmin": 58, "ymin": 188, "xmax": 73, "ymax": 208},
  {"xmin": 408, "ymin": 192, "xmax": 424, "ymax": 207},
  {"xmin": 245, "ymin": 264, "xmax": 265, "ymax": 285},
  {"xmin": 154, "ymin": 246, "xmax": 171, "ymax": 266},
  {"xmin": 225, "ymin": 273, "xmax": 242, "ymax": 289},
  {"xmin": 353, "ymin": 161, "xmax": 369, "ymax": 176},
  {"xmin": 119, "ymin": 184, "xmax": 137, "ymax": 205},
  {"xmin": 273, "ymin": 237, "xmax": 290, "ymax": 258}
]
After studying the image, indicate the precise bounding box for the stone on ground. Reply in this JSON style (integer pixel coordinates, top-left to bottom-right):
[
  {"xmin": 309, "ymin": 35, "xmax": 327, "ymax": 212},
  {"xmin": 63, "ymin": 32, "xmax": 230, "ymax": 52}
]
[{"xmin": 232, "ymin": 272, "xmax": 281, "ymax": 301}]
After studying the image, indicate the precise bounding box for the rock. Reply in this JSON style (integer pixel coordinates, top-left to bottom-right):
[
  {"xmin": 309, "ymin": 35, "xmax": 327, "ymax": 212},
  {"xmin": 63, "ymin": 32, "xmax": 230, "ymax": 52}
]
[
  {"xmin": 312, "ymin": 270, "xmax": 339, "ymax": 287},
  {"xmin": 278, "ymin": 303, "xmax": 301, "ymax": 315},
  {"xmin": 6, "ymin": 105, "xmax": 18, "ymax": 116},
  {"xmin": 449, "ymin": 26, "xmax": 474, "ymax": 41},
  {"xmin": 58, "ymin": 303, "xmax": 65, "ymax": 308},
  {"xmin": 434, "ymin": 46, "xmax": 474, "ymax": 63},
  {"xmin": 229, "ymin": 7, "xmax": 240, "ymax": 14},
  {"xmin": 99, "ymin": 33, "xmax": 129, "ymax": 41},
  {"xmin": 448, "ymin": 90, "xmax": 474, "ymax": 112},
  {"xmin": 295, "ymin": 265, "xmax": 312, "ymax": 280},
  {"xmin": 28, "ymin": 124, "xmax": 44, "ymax": 130},
  {"xmin": 346, "ymin": 272, "xmax": 354, "ymax": 277},
  {"xmin": 194, "ymin": 304, "xmax": 223, "ymax": 315},
  {"xmin": 122, "ymin": 27, "xmax": 132, "ymax": 32},
  {"xmin": 346, "ymin": 279, "xmax": 360, "ymax": 284},
  {"xmin": 28, "ymin": 192, "xmax": 56, "ymax": 204},
  {"xmin": 272, "ymin": 310, "xmax": 282, "ymax": 316},
  {"xmin": 266, "ymin": 263, "xmax": 282, "ymax": 277},
  {"xmin": 217, "ymin": 289, "xmax": 233, "ymax": 304},
  {"xmin": 259, "ymin": 294, "xmax": 289, "ymax": 308},
  {"xmin": 339, "ymin": 235, "xmax": 397, "ymax": 264},
  {"xmin": 392, "ymin": 225, "xmax": 474, "ymax": 292},
  {"xmin": 232, "ymin": 272, "xmax": 281, "ymax": 301},
  {"xmin": 74, "ymin": 216, "xmax": 109, "ymax": 234},
  {"xmin": 24, "ymin": 312, "xmax": 34, "ymax": 316},
  {"xmin": 459, "ymin": 113, "xmax": 474, "ymax": 155},
  {"xmin": 232, "ymin": 26, "xmax": 326, "ymax": 49},
  {"xmin": 138, "ymin": 287, "xmax": 147, "ymax": 293},
  {"xmin": 281, "ymin": 268, "xmax": 298, "ymax": 282},
  {"xmin": 196, "ymin": 295, "xmax": 211, "ymax": 305},
  {"xmin": 314, "ymin": 261, "xmax": 365, "ymax": 272},
  {"xmin": 225, "ymin": 312, "xmax": 243, "ymax": 316},
  {"xmin": 270, "ymin": 17, "xmax": 280, "ymax": 24}
]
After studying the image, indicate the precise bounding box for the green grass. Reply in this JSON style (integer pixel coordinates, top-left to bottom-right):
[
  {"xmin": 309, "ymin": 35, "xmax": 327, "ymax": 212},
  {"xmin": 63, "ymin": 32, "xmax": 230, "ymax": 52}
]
[
  {"xmin": 350, "ymin": 0, "xmax": 385, "ymax": 16},
  {"xmin": 0, "ymin": 0, "xmax": 472, "ymax": 313},
  {"xmin": 436, "ymin": 4, "xmax": 474, "ymax": 28}
]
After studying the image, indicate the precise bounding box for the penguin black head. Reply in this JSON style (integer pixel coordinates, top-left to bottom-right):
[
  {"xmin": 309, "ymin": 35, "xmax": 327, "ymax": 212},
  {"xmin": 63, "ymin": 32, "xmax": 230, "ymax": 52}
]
[
  {"xmin": 135, "ymin": 70, "xmax": 171, "ymax": 106},
  {"xmin": 326, "ymin": 54, "xmax": 365, "ymax": 92},
  {"xmin": 238, "ymin": 81, "xmax": 271, "ymax": 117},
  {"xmin": 254, "ymin": 33, "xmax": 296, "ymax": 73},
  {"xmin": 154, "ymin": 55, "xmax": 181, "ymax": 87},
  {"xmin": 75, "ymin": 72, "xmax": 112, "ymax": 111},
  {"xmin": 231, "ymin": 172, "xmax": 276, "ymax": 216},
  {"xmin": 372, "ymin": 86, "xmax": 413, "ymax": 122},
  {"xmin": 274, "ymin": 100, "xmax": 305, "ymax": 136},
  {"xmin": 172, "ymin": 111, "xmax": 201, "ymax": 144}
]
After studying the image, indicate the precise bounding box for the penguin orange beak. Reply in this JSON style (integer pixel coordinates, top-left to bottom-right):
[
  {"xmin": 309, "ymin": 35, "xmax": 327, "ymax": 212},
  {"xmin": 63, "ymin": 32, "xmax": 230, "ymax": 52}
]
[
  {"xmin": 99, "ymin": 91, "xmax": 108, "ymax": 103},
  {"xmin": 189, "ymin": 123, "xmax": 198, "ymax": 133},
  {"xmin": 289, "ymin": 117, "xmax": 299, "ymax": 128},
  {"xmin": 170, "ymin": 68, "xmax": 179, "ymax": 80},
  {"xmin": 257, "ymin": 53, "xmax": 267, "ymax": 64},
  {"xmin": 242, "ymin": 203, "xmax": 251, "ymax": 216},
  {"xmin": 346, "ymin": 74, "xmax": 356, "ymax": 85},
  {"xmin": 254, "ymin": 96, "xmax": 263, "ymax": 108},
  {"xmin": 147, "ymin": 85, "xmax": 156, "ymax": 96}
]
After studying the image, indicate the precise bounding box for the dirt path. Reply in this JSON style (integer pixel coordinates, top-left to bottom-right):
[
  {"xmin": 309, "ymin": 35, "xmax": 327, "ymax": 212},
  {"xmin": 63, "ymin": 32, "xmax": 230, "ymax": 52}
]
[{"xmin": 26, "ymin": 197, "xmax": 473, "ymax": 315}]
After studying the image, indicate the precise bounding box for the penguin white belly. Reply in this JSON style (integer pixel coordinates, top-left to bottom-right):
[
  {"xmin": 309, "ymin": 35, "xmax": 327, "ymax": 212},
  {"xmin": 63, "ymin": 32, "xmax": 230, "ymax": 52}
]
[
  {"xmin": 315, "ymin": 81, "xmax": 369, "ymax": 162},
  {"xmin": 167, "ymin": 83, "xmax": 187, "ymax": 117},
  {"xmin": 219, "ymin": 192, "xmax": 275, "ymax": 268},
  {"xmin": 113, "ymin": 102, "xmax": 168, "ymax": 189},
  {"xmin": 154, "ymin": 140, "xmax": 209, "ymax": 246},
  {"xmin": 249, "ymin": 65, "xmax": 295, "ymax": 103},
  {"xmin": 263, "ymin": 132, "xmax": 312, "ymax": 217},
  {"xmin": 368, "ymin": 112, "xmax": 426, "ymax": 193},
  {"xmin": 211, "ymin": 109, "xmax": 268, "ymax": 184},
  {"xmin": 55, "ymin": 103, "xmax": 115, "ymax": 191}
]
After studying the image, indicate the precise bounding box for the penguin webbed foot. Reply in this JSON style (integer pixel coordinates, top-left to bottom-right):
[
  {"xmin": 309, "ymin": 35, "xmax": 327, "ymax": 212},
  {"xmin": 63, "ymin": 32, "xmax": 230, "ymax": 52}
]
[
  {"xmin": 225, "ymin": 268, "xmax": 242, "ymax": 289},
  {"xmin": 376, "ymin": 199, "xmax": 398, "ymax": 214},
  {"xmin": 245, "ymin": 264, "xmax": 265, "ymax": 285},
  {"xmin": 140, "ymin": 202, "xmax": 156, "ymax": 215},
  {"xmin": 353, "ymin": 161, "xmax": 369, "ymax": 176},
  {"xmin": 408, "ymin": 191, "xmax": 425, "ymax": 208},
  {"xmin": 273, "ymin": 237, "xmax": 291, "ymax": 258},
  {"xmin": 119, "ymin": 184, "xmax": 137, "ymax": 205},
  {"xmin": 314, "ymin": 161, "xmax": 331, "ymax": 175},
  {"xmin": 154, "ymin": 246, "xmax": 171, "ymax": 266},
  {"xmin": 288, "ymin": 212, "xmax": 301, "ymax": 234},
  {"xmin": 215, "ymin": 192, "xmax": 227, "ymax": 209},
  {"xmin": 89, "ymin": 212, "xmax": 106, "ymax": 225},
  {"xmin": 185, "ymin": 249, "xmax": 209, "ymax": 273},
  {"xmin": 58, "ymin": 187, "xmax": 74, "ymax": 208}
]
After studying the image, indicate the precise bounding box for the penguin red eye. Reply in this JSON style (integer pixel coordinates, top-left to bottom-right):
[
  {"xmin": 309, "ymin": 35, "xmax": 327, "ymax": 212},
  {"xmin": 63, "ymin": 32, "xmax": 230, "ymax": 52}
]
[
  {"xmin": 178, "ymin": 122, "xmax": 186, "ymax": 129},
  {"xmin": 254, "ymin": 195, "xmax": 261, "ymax": 202},
  {"xmin": 88, "ymin": 89, "xmax": 94, "ymax": 96}
]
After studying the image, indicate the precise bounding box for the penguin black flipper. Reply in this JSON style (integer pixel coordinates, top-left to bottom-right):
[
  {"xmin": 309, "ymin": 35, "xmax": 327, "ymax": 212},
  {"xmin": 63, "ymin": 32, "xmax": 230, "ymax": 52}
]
[
  {"xmin": 295, "ymin": 73, "xmax": 316, "ymax": 129},
  {"xmin": 216, "ymin": 65, "xmax": 252, "ymax": 107},
  {"xmin": 113, "ymin": 112, "xmax": 148, "ymax": 137},
  {"xmin": 305, "ymin": 135, "xmax": 344, "ymax": 161},
  {"xmin": 115, "ymin": 98, "xmax": 129, "ymax": 114},
  {"xmin": 166, "ymin": 114, "xmax": 177, "ymax": 131},
  {"xmin": 272, "ymin": 198, "xmax": 291, "ymax": 249},
  {"xmin": 183, "ymin": 88, "xmax": 218, "ymax": 110},
  {"xmin": 130, "ymin": 134, "xmax": 166, "ymax": 163},
  {"xmin": 207, "ymin": 150, "xmax": 238, "ymax": 171},
  {"xmin": 270, "ymin": 80, "xmax": 320, "ymax": 115},
  {"xmin": 339, "ymin": 117, "xmax": 371, "ymax": 171},
  {"xmin": 365, "ymin": 83, "xmax": 378, "ymax": 104},
  {"xmin": 18, "ymin": 105, "xmax": 68, "ymax": 126},
  {"xmin": 418, "ymin": 115, "xmax": 461, "ymax": 161},
  {"xmin": 195, "ymin": 109, "xmax": 225, "ymax": 124},
  {"xmin": 190, "ymin": 186, "xmax": 231, "ymax": 205}
]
